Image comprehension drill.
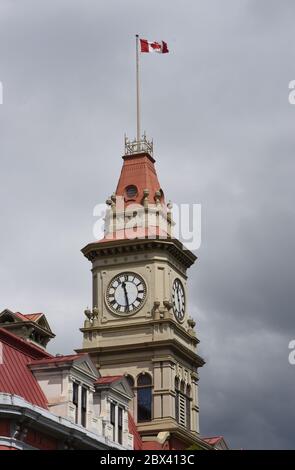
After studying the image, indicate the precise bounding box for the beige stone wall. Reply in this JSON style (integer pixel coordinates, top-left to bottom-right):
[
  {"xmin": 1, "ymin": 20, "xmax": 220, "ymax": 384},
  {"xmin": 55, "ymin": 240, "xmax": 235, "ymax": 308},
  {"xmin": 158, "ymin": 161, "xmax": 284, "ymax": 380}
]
[
  {"xmin": 91, "ymin": 250, "xmax": 189, "ymax": 328},
  {"xmin": 81, "ymin": 243, "xmax": 202, "ymax": 441},
  {"xmin": 88, "ymin": 353, "xmax": 200, "ymax": 434}
]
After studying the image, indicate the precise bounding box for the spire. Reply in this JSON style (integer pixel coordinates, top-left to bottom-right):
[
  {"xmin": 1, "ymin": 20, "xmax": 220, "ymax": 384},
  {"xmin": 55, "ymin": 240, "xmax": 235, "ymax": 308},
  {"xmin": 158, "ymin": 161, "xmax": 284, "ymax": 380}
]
[
  {"xmin": 115, "ymin": 134, "xmax": 165, "ymax": 207},
  {"xmin": 101, "ymin": 136, "xmax": 173, "ymax": 243}
]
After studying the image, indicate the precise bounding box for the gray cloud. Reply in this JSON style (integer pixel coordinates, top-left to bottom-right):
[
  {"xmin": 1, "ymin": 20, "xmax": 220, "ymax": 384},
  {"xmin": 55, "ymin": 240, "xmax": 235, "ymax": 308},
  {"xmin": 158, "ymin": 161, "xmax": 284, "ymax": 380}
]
[{"xmin": 0, "ymin": 0, "xmax": 295, "ymax": 449}]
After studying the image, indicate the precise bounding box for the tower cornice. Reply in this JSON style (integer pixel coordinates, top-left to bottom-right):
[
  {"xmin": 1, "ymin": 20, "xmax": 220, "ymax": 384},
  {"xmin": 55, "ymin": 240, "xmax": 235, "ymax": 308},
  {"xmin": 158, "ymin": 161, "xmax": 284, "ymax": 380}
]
[
  {"xmin": 76, "ymin": 338, "xmax": 205, "ymax": 369},
  {"xmin": 80, "ymin": 316, "xmax": 200, "ymax": 346},
  {"xmin": 122, "ymin": 151, "xmax": 155, "ymax": 164},
  {"xmin": 81, "ymin": 237, "xmax": 197, "ymax": 270}
]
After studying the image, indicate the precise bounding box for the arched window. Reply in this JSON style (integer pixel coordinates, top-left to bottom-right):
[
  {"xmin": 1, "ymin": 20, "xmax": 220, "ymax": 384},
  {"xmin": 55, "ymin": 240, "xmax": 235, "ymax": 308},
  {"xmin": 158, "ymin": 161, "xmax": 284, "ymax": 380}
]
[
  {"xmin": 125, "ymin": 374, "xmax": 135, "ymax": 388},
  {"xmin": 137, "ymin": 373, "xmax": 152, "ymax": 422},
  {"xmin": 125, "ymin": 374, "xmax": 135, "ymax": 416},
  {"xmin": 175, "ymin": 378, "xmax": 191, "ymax": 430},
  {"xmin": 180, "ymin": 381, "xmax": 185, "ymax": 394}
]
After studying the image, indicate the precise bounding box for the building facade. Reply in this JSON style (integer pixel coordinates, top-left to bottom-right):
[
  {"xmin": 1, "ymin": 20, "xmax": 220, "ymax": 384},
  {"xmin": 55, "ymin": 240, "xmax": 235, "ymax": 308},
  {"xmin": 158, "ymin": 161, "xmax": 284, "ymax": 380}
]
[{"xmin": 0, "ymin": 317, "xmax": 136, "ymax": 450}]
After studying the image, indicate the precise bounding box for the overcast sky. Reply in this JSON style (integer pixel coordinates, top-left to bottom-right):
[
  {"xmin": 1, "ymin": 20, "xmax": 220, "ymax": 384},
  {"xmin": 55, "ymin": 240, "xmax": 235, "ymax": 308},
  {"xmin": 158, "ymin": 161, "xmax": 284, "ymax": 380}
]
[{"xmin": 1, "ymin": 0, "xmax": 295, "ymax": 449}]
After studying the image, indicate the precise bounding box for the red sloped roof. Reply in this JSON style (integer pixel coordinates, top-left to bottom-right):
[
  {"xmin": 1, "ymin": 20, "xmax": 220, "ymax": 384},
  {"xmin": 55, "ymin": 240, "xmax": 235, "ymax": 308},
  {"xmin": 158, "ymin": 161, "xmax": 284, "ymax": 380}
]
[
  {"xmin": 15, "ymin": 312, "xmax": 43, "ymax": 322},
  {"xmin": 14, "ymin": 312, "xmax": 29, "ymax": 321},
  {"xmin": 0, "ymin": 328, "xmax": 51, "ymax": 409},
  {"xmin": 23, "ymin": 313, "xmax": 43, "ymax": 322},
  {"xmin": 30, "ymin": 353, "xmax": 87, "ymax": 366},
  {"xmin": 202, "ymin": 436, "xmax": 224, "ymax": 446},
  {"xmin": 95, "ymin": 375, "xmax": 123, "ymax": 385},
  {"xmin": 0, "ymin": 446, "xmax": 17, "ymax": 450},
  {"xmin": 128, "ymin": 412, "xmax": 142, "ymax": 450}
]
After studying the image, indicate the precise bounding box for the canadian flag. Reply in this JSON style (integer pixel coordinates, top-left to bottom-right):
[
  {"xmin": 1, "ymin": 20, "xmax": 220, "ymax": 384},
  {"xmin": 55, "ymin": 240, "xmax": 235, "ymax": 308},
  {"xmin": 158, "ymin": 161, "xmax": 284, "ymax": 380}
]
[{"xmin": 140, "ymin": 38, "xmax": 169, "ymax": 54}]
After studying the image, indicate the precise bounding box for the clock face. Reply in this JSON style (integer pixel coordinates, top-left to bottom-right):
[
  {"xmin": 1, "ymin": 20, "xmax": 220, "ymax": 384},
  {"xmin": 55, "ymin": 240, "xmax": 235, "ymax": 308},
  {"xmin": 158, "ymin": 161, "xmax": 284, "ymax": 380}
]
[
  {"xmin": 106, "ymin": 272, "xmax": 147, "ymax": 315},
  {"xmin": 172, "ymin": 278, "xmax": 185, "ymax": 322}
]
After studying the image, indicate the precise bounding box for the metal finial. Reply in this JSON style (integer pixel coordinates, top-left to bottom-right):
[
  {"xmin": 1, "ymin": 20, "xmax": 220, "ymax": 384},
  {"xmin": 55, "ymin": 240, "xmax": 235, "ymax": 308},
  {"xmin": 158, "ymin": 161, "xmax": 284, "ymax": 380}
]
[{"xmin": 124, "ymin": 134, "xmax": 153, "ymax": 157}]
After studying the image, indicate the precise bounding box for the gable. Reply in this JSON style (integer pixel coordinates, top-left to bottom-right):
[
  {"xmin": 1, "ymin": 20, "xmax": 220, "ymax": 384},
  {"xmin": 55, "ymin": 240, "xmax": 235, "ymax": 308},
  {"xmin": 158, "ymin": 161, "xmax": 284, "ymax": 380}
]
[
  {"xmin": 73, "ymin": 357, "xmax": 99, "ymax": 379},
  {"xmin": 35, "ymin": 314, "xmax": 52, "ymax": 333},
  {"xmin": 0, "ymin": 309, "xmax": 19, "ymax": 324},
  {"xmin": 110, "ymin": 378, "xmax": 133, "ymax": 399}
]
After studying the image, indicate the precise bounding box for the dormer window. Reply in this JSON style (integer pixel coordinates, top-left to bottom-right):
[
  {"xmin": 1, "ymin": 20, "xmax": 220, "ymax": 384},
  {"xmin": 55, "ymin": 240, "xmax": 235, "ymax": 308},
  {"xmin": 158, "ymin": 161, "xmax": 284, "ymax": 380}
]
[
  {"xmin": 0, "ymin": 309, "xmax": 55, "ymax": 349},
  {"xmin": 109, "ymin": 401, "xmax": 124, "ymax": 444},
  {"xmin": 94, "ymin": 376, "xmax": 133, "ymax": 447}
]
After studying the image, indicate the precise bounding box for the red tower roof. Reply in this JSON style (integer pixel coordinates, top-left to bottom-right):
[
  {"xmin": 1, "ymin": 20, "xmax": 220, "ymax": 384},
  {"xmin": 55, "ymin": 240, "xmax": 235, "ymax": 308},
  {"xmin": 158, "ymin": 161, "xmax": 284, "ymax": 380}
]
[{"xmin": 115, "ymin": 152, "xmax": 165, "ymax": 207}]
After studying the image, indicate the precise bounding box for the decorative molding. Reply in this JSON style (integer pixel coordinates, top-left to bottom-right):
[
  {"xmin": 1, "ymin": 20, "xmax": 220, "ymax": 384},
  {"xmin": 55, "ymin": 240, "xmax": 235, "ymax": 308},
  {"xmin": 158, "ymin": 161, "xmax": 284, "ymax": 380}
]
[
  {"xmin": 0, "ymin": 393, "xmax": 127, "ymax": 450},
  {"xmin": 82, "ymin": 238, "xmax": 196, "ymax": 271}
]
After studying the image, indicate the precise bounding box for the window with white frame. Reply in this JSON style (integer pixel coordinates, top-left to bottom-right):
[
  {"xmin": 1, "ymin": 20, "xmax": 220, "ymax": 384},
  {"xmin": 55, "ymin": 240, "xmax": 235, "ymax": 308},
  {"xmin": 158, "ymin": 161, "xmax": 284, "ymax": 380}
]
[
  {"xmin": 110, "ymin": 402, "xmax": 116, "ymax": 441},
  {"xmin": 110, "ymin": 401, "xmax": 125, "ymax": 444},
  {"xmin": 72, "ymin": 382, "xmax": 79, "ymax": 424},
  {"xmin": 72, "ymin": 381, "xmax": 88, "ymax": 427},
  {"xmin": 118, "ymin": 406, "xmax": 123, "ymax": 445},
  {"xmin": 81, "ymin": 386, "xmax": 87, "ymax": 427}
]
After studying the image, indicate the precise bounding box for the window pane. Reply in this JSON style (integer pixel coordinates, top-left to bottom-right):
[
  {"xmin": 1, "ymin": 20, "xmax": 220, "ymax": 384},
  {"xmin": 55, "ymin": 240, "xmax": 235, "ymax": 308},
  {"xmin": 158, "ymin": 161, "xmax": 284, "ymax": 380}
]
[
  {"xmin": 110, "ymin": 403, "xmax": 116, "ymax": 425},
  {"xmin": 118, "ymin": 407, "xmax": 123, "ymax": 445},
  {"xmin": 125, "ymin": 185, "xmax": 138, "ymax": 199},
  {"xmin": 73, "ymin": 382, "xmax": 79, "ymax": 406},
  {"xmin": 138, "ymin": 387, "xmax": 152, "ymax": 422},
  {"xmin": 81, "ymin": 387, "xmax": 87, "ymax": 427},
  {"xmin": 118, "ymin": 407, "xmax": 123, "ymax": 426},
  {"xmin": 81, "ymin": 387, "xmax": 87, "ymax": 409}
]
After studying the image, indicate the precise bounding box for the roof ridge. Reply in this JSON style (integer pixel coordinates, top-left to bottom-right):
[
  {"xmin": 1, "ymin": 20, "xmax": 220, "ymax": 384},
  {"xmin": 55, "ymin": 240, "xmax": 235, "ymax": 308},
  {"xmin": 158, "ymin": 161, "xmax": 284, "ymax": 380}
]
[
  {"xmin": 23, "ymin": 313, "xmax": 43, "ymax": 317},
  {"xmin": 95, "ymin": 375, "xmax": 123, "ymax": 384},
  {"xmin": 29, "ymin": 352, "xmax": 88, "ymax": 365}
]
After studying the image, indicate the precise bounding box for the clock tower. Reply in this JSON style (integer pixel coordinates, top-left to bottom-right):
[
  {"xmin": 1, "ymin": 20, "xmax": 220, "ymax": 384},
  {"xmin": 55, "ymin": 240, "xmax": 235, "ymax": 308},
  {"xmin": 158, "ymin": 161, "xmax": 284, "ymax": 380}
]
[{"xmin": 78, "ymin": 136, "xmax": 206, "ymax": 449}]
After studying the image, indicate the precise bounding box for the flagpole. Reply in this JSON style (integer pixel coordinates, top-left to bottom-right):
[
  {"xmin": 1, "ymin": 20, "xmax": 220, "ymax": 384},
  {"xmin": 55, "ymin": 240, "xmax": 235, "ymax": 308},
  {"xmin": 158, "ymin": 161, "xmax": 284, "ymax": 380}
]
[{"xmin": 136, "ymin": 34, "xmax": 140, "ymax": 147}]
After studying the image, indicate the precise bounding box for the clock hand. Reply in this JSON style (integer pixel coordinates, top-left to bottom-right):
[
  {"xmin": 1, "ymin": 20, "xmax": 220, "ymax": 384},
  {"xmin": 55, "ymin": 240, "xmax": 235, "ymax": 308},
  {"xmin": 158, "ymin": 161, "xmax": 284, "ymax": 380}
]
[
  {"xmin": 176, "ymin": 287, "xmax": 182, "ymax": 313},
  {"xmin": 122, "ymin": 282, "xmax": 129, "ymax": 307}
]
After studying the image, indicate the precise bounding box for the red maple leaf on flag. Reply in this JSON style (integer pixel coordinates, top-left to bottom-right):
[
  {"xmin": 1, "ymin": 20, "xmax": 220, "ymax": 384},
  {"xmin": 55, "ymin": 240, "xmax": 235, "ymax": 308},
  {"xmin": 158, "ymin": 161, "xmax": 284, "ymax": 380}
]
[{"xmin": 150, "ymin": 42, "xmax": 161, "ymax": 50}]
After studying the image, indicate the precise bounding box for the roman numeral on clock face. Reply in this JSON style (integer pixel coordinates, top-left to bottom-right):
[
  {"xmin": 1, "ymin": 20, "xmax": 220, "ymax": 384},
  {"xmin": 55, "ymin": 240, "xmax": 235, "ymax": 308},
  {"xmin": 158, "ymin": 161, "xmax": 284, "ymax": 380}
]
[
  {"xmin": 106, "ymin": 272, "xmax": 147, "ymax": 315},
  {"xmin": 172, "ymin": 278, "xmax": 185, "ymax": 322}
]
